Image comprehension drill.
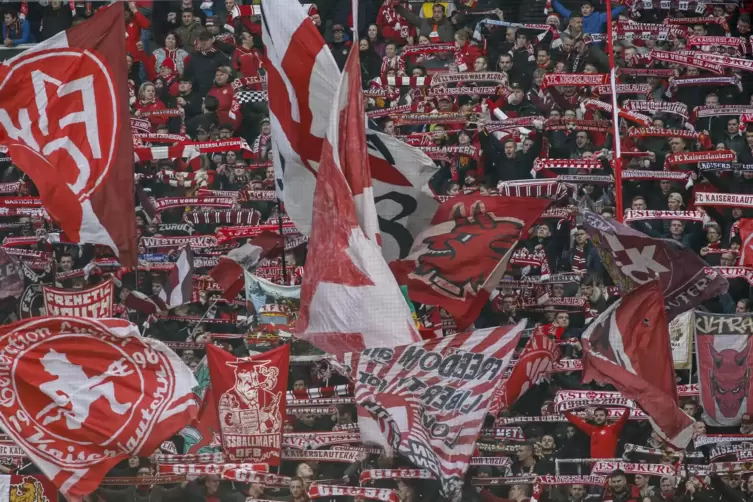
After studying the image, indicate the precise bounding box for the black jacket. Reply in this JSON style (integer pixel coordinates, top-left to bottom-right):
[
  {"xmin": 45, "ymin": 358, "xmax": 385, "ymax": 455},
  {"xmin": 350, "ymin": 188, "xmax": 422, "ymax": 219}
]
[
  {"xmin": 183, "ymin": 50, "xmax": 231, "ymax": 97},
  {"xmin": 40, "ymin": 5, "xmax": 73, "ymax": 41}
]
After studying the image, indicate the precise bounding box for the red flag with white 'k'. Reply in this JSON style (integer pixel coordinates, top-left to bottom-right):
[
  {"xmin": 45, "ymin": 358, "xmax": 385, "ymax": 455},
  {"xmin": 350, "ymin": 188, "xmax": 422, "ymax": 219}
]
[
  {"xmin": 0, "ymin": 5, "xmax": 137, "ymax": 266},
  {"xmin": 206, "ymin": 344, "xmax": 289, "ymax": 465},
  {"xmin": 581, "ymin": 281, "xmax": 694, "ymax": 448},
  {"xmin": 158, "ymin": 244, "xmax": 194, "ymax": 308},
  {"xmin": 390, "ymin": 196, "xmax": 551, "ymax": 330},
  {"xmin": 260, "ymin": 0, "xmax": 438, "ymax": 258},
  {"xmin": 295, "ymin": 43, "xmax": 419, "ymax": 358},
  {"xmin": 342, "ymin": 322, "xmax": 524, "ymax": 502},
  {"xmin": 490, "ymin": 332, "xmax": 559, "ymax": 416},
  {"xmin": 0, "ymin": 317, "xmax": 198, "ymax": 498}
]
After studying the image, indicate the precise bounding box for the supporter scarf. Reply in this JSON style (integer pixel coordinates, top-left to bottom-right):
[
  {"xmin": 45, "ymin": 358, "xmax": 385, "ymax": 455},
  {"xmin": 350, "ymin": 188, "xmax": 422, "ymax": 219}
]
[
  {"xmin": 0, "ymin": 197, "xmax": 41, "ymax": 207},
  {"xmin": 624, "ymin": 444, "xmax": 704, "ymax": 459},
  {"xmin": 693, "ymin": 104, "xmax": 753, "ymax": 120},
  {"xmin": 286, "ymin": 385, "xmax": 353, "ymax": 400},
  {"xmin": 535, "ymin": 475, "xmax": 607, "ymax": 486},
  {"xmin": 139, "ymin": 108, "xmax": 184, "ymax": 119},
  {"xmin": 627, "ymin": 127, "xmax": 699, "ymax": 139},
  {"xmin": 711, "ymin": 461, "xmax": 753, "ymax": 473},
  {"xmin": 664, "ymin": 15, "xmax": 730, "ymax": 33},
  {"xmin": 591, "ymin": 462, "xmax": 676, "ymax": 476},
  {"xmin": 469, "ymin": 457, "xmax": 512, "ymax": 466},
  {"xmin": 649, "ymin": 50, "xmax": 724, "ymax": 74},
  {"xmin": 540, "ymin": 73, "xmax": 608, "ymax": 90},
  {"xmin": 472, "ymin": 477, "xmax": 536, "ymax": 486},
  {"xmin": 674, "ymin": 50, "xmax": 753, "ymax": 72},
  {"xmin": 151, "ymin": 312, "xmax": 236, "ymax": 324},
  {"xmin": 699, "ymin": 161, "xmax": 753, "ymax": 171},
  {"xmin": 617, "ymin": 67, "xmax": 676, "ymax": 77},
  {"xmin": 581, "ymin": 99, "xmax": 653, "ymax": 126},
  {"xmin": 286, "ymin": 406, "xmax": 336, "ymax": 416},
  {"xmin": 284, "ymin": 432, "xmax": 362, "ymax": 450},
  {"xmin": 332, "ymin": 423, "xmax": 361, "ymax": 433},
  {"xmin": 622, "ymin": 101, "xmax": 689, "ymax": 119},
  {"xmin": 554, "ymin": 390, "xmax": 633, "ymax": 411},
  {"xmin": 523, "ymin": 297, "xmax": 587, "ymax": 309},
  {"xmin": 215, "ymin": 223, "xmax": 298, "ymax": 244},
  {"xmin": 545, "ymin": 119, "xmax": 611, "ymax": 132},
  {"xmin": 709, "ymin": 266, "xmax": 753, "ymax": 284},
  {"xmin": 478, "ymin": 427, "xmax": 526, "ymax": 440},
  {"xmin": 427, "ymin": 86, "xmax": 509, "ymax": 98},
  {"xmin": 617, "ymin": 21, "xmax": 689, "ymax": 37},
  {"xmin": 280, "ymin": 449, "xmax": 361, "ymax": 463},
  {"xmin": 0, "ymin": 183, "xmax": 21, "ymax": 194},
  {"xmin": 183, "ymin": 209, "xmax": 260, "ymax": 225},
  {"xmin": 710, "ymin": 443, "xmax": 753, "ymax": 461},
  {"xmin": 432, "ymin": 72, "xmax": 509, "ymax": 86},
  {"xmin": 473, "ymin": 19, "xmax": 555, "ymax": 44},
  {"xmin": 308, "ymin": 485, "xmax": 398, "ymax": 502},
  {"xmin": 665, "ymin": 150, "xmax": 735, "ymax": 170},
  {"xmin": 231, "ymin": 76, "xmax": 267, "ymax": 90},
  {"xmin": 696, "ymin": 191, "xmax": 753, "ymax": 206},
  {"xmin": 556, "ymin": 175, "xmax": 614, "ymax": 184},
  {"xmin": 366, "ymin": 104, "xmax": 417, "ymax": 119},
  {"xmin": 5, "ymin": 248, "xmax": 53, "ymax": 261},
  {"xmin": 370, "ymin": 75, "xmax": 431, "ymax": 88},
  {"xmin": 592, "ymin": 84, "xmax": 651, "ymax": 97},
  {"xmin": 393, "ymin": 112, "xmax": 470, "ymax": 125},
  {"xmin": 485, "ymin": 116, "xmax": 544, "ymax": 131},
  {"xmin": 133, "ymin": 133, "xmax": 188, "ymax": 144},
  {"xmin": 364, "ymin": 87, "xmax": 401, "ymax": 100},
  {"xmin": 141, "ymin": 235, "xmax": 219, "ymax": 249},
  {"xmin": 223, "ymin": 470, "xmax": 290, "ymax": 487},
  {"xmin": 621, "ymin": 170, "xmax": 694, "ymax": 187},
  {"xmin": 687, "ymin": 35, "xmax": 748, "ymax": 52},
  {"xmin": 532, "ymin": 158, "xmax": 603, "ymax": 172},
  {"xmin": 624, "ymin": 210, "xmax": 704, "ymax": 223},
  {"xmin": 695, "ymin": 435, "xmax": 753, "ymax": 448},
  {"xmin": 496, "ymin": 180, "xmax": 572, "ymax": 198},
  {"xmin": 419, "ymin": 145, "xmax": 479, "ymax": 159},
  {"xmin": 288, "ymin": 398, "xmax": 354, "ymax": 408},
  {"xmin": 0, "ymin": 207, "xmax": 47, "ymax": 218},
  {"xmin": 360, "ymin": 470, "xmax": 434, "ymax": 483},
  {"xmin": 399, "ymin": 43, "xmax": 455, "ymax": 57},
  {"xmin": 152, "ymin": 453, "xmax": 227, "ymax": 464},
  {"xmin": 540, "ymin": 207, "xmax": 571, "ymax": 219},
  {"xmin": 155, "ymin": 196, "xmax": 236, "ymax": 212},
  {"xmin": 100, "ymin": 476, "xmax": 185, "ymax": 485}
]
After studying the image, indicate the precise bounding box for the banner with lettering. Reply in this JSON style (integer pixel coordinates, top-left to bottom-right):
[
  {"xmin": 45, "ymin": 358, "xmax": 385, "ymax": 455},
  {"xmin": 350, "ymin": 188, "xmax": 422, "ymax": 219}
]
[
  {"xmin": 669, "ymin": 310, "xmax": 693, "ymax": 370},
  {"xmin": 206, "ymin": 344, "xmax": 289, "ymax": 465},
  {"xmin": 343, "ymin": 321, "xmax": 525, "ymax": 502},
  {"xmin": 695, "ymin": 312, "xmax": 753, "ymax": 427},
  {"xmin": 42, "ymin": 279, "xmax": 113, "ymax": 317}
]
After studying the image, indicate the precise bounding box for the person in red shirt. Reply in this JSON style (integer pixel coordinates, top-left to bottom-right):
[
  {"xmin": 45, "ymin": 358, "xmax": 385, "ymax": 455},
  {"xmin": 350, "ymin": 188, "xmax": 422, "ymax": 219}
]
[
  {"xmin": 124, "ymin": 1, "xmax": 150, "ymax": 56},
  {"xmin": 134, "ymin": 82, "xmax": 168, "ymax": 131},
  {"xmin": 207, "ymin": 65, "xmax": 241, "ymax": 130},
  {"xmin": 232, "ymin": 30, "xmax": 264, "ymax": 83},
  {"xmin": 564, "ymin": 406, "xmax": 630, "ymax": 459}
]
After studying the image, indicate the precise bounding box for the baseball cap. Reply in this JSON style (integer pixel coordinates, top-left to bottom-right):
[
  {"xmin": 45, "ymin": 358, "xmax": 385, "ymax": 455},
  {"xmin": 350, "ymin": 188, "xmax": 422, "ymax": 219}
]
[{"xmin": 332, "ymin": 24, "xmax": 345, "ymax": 32}]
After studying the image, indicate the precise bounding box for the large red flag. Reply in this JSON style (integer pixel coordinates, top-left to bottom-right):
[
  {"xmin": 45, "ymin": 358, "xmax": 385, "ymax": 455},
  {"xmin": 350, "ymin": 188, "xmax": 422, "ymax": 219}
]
[
  {"xmin": 390, "ymin": 196, "xmax": 551, "ymax": 330},
  {"xmin": 296, "ymin": 41, "xmax": 419, "ymax": 358},
  {"xmin": 0, "ymin": 317, "xmax": 198, "ymax": 498},
  {"xmin": 738, "ymin": 218, "xmax": 753, "ymax": 267},
  {"xmin": 206, "ymin": 344, "xmax": 289, "ymax": 465},
  {"xmin": 581, "ymin": 281, "xmax": 694, "ymax": 448},
  {"xmin": 0, "ymin": 5, "xmax": 137, "ymax": 265}
]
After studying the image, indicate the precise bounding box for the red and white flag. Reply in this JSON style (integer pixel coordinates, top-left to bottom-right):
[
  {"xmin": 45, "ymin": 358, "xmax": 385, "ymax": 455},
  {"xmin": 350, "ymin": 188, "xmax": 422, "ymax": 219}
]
[
  {"xmin": 0, "ymin": 317, "xmax": 198, "ymax": 498},
  {"xmin": 260, "ymin": 0, "xmax": 438, "ymax": 258},
  {"xmin": 343, "ymin": 322, "xmax": 525, "ymax": 502},
  {"xmin": 295, "ymin": 39, "xmax": 420, "ymax": 358},
  {"xmin": 42, "ymin": 279, "xmax": 114, "ymax": 317},
  {"xmin": 209, "ymin": 232, "xmax": 283, "ymax": 299},
  {"xmin": 206, "ymin": 344, "xmax": 288, "ymax": 465},
  {"xmin": 581, "ymin": 281, "xmax": 694, "ymax": 448},
  {"xmin": 123, "ymin": 290, "xmax": 167, "ymax": 315},
  {"xmin": 158, "ymin": 245, "xmax": 194, "ymax": 308},
  {"xmin": 0, "ymin": 249, "xmax": 24, "ymax": 300},
  {"xmin": 0, "ymin": 5, "xmax": 137, "ymax": 266},
  {"xmin": 390, "ymin": 196, "xmax": 551, "ymax": 330},
  {"xmin": 491, "ymin": 332, "xmax": 559, "ymax": 416}
]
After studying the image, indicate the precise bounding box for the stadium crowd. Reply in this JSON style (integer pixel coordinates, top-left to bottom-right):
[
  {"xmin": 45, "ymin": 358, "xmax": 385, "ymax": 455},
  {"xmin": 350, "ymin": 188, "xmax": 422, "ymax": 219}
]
[{"xmin": 3, "ymin": 0, "xmax": 753, "ymax": 501}]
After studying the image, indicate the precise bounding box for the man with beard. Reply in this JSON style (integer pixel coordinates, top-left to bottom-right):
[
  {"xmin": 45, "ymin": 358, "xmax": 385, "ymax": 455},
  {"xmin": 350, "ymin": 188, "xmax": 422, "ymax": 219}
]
[
  {"xmin": 603, "ymin": 470, "xmax": 640, "ymax": 502},
  {"xmin": 564, "ymin": 407, "xmax": 630, "ymax": 458}
]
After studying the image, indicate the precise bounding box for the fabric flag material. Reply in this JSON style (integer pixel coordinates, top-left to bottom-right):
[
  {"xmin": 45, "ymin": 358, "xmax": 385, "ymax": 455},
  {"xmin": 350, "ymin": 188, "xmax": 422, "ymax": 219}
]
[
  {"xmin": 391, "ymin": 196, "xmax": 551, "ymax": 330},
  {"xmin": 42, "ymin": 278, "xmax": 114, "ymax": 317},
  {"xmin": 581, "ymin": 281, "xmax": 694, "ymax": 448},
  {"xmin": 180, "ymin": 357, "xmax": 222, "ymax": 455},
  {"xmin": 295, "ymin": 31, "xmax": 420, "ymax": 358},
  {"xmin": 695, "ymin": 311, "xmax": 753, "ymax": 427},
  {"xmin": 738, "ymin": 218, "xmax": 753, "ymax": 267},
  {"xmin": 244, "ymin": 271, "xmax": 301, "ymax": 318},
  {"xmin": 0, "ymin": 317, "xmax": 198, "ymax": 497},
  {"xmin": 0, "ymin": 249, "xmax": 24, "ymax": 300},
  {"xmin": 582, "ymin": 210, "xmax": 728, "ymax": 320},
  {"xmin": 491, "ymin": 331, "xmax": 559, "ymax": 416},
  {"xmin": 343, "ymin": 322, "xmax": 525, "ymax": 502},
  {"xmin": 0, "ymin": 474, "xmax": 58, "ymax": 502},
  {"xmin": 260, "ymin": 0, "xmax": 439, "ymax": 254},
  {"xmin": 123, "ymin": 290, "xmax": 168, "ymax": 315},
  {"xmin": 209, "ymin": 232, "xmax": 283, "ymax": 300},
  {"xmin": 158, "ymin": 245, "xmax": 194, "ymax": 308},
  {"xmin": 206, "ymin": 344, "xmax": 289, "ymax": 465},
  {"xmin": 0, "ymin": 5, "xmax": 137, "ymax": 265}
]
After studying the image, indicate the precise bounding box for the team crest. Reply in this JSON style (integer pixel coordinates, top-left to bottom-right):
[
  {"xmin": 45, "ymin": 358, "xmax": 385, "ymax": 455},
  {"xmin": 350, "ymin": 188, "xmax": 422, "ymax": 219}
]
[{"xmin": 10, "ymin": 476, "xmax": 49, "ymax": 502}]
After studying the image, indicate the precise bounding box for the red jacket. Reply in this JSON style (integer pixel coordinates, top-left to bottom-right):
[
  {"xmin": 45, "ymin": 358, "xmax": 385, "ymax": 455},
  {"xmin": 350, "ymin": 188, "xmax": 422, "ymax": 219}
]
[
  {"xmin": 134, "ymin": 99, "xmax": 168, "ymax": 131},
  {"xmin": 125, "ymin": 10, "xmax": 150, "ymax": 56},
  {"xmin": 564, "ymin": 408, "xmax": 630, "ymax": 458},
  {"xmin": 232, "ymin": 47, "xmax": 264, "ymax": 81},
  {"xmin": 207, "ymin": 84, "xmax": 241, "ymax": 130}
]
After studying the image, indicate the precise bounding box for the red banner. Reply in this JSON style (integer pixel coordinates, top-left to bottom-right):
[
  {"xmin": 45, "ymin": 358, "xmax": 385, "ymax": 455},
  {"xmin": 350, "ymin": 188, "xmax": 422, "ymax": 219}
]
[
  {"xmin": 206, "ymin": 344, "xmax": 289, "ymax": 465},
  {"xmin": 42, "ymin": 279, "xmax": 114, "ymax": 318}
]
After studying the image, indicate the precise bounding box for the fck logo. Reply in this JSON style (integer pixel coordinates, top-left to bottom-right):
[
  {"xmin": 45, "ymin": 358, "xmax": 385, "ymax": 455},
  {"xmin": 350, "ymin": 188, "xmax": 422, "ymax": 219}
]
[
  {"xmin": 0, "ymin": 48, "xmax": 120, "ymax": 239},
  {"xmin": 603, "ymin": 233, "xmax": 669, "ymax": 284}
]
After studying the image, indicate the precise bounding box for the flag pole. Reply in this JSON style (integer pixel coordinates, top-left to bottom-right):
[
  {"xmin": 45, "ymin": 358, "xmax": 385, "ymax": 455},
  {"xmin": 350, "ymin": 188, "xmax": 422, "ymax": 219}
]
[
  {"xmin": 605, "ymin": 0, "xmax": 623, "ymax": 222},
  {"xmin": 277, "ymin": 199, "xmax": 288, "ymax": 284}
]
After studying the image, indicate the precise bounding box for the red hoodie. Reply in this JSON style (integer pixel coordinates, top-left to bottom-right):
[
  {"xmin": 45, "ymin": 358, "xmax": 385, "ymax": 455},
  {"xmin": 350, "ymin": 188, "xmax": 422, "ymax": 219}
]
[{"xmin": 564, "ymin": 407, "xmax": 630, "ymax": 458}]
